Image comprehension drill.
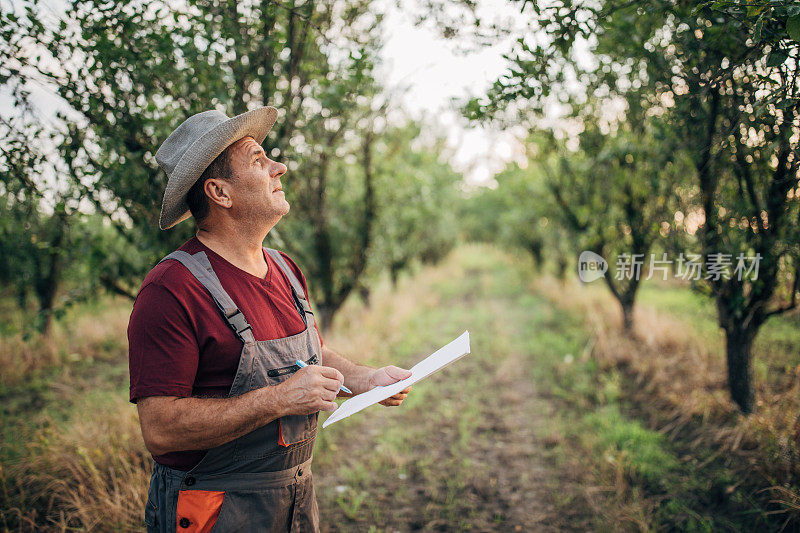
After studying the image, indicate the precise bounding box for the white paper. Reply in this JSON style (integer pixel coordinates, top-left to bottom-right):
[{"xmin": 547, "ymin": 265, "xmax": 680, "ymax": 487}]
[{"xmin": 322, "ymin": 330, "xmax": 470, "ymax": 428}]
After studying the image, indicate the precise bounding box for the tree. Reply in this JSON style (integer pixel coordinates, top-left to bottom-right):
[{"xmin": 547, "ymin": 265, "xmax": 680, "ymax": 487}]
[
  {"xmin": 461, "ymin": 0, "xmax": 800, "ymax": 412},
  {"xmin": 0, "ymin": 117, "xmax": 77, "ymax": 334},
  {"xmin": 458, "ymin": 137, "xmax": 569, "ymax": 275},
  {"xmin": 544, "ymin": 119, "xmax": 684, "ymax": 331},
  {"xmin": 462, "ymin": 119, "xmax": 684, "ymax": 332},
  {"xmin": 2, "ymin": 0, "xmax": 397, "ymax": 327},
  {"xmin": 368, "ymin": 122, "xmax": 461, "ymax": 288},
  {"xmin": 675, "ymin": 2, "xmax": 800, "ymax": 413}
]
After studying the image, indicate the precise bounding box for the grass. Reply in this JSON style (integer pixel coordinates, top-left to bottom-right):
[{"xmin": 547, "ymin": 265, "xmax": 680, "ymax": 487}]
[
  {"xmin": 0, "ymin": 295, "xmax": 130, "ymax": 387},
  {"xmin": 637, "ymin": 280, "xmax": 800, "ymax": 370},
  {"xmin": 533, "ymin": 261, "xmax": 800, "ymax": 530},
  {"xmin": 1, "ymin": 244, "xmax": 798, "ymax": 531}
]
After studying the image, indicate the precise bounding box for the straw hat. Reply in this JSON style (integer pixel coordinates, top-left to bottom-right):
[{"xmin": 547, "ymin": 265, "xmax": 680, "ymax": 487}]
[{"xmin": 155, "ymin": 106, "xmax": 278, "ymax": 230}]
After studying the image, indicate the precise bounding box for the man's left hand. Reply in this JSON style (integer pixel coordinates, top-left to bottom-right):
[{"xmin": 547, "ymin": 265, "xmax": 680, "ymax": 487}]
[{"xmin": 368, "ymin": 365, "xmax": 412, "ymax": 407}]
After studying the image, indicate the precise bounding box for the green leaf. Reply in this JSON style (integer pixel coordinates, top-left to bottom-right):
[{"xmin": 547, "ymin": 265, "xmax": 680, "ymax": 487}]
[
  {"xmin": 787, "ymin": 15, "xmax": 800, "ymax": 42},
  {"xmin": 767, "ymin": 50, "xmax": 788, "ymax": 67},
  {"xmin": 693, "ymin": 1, "xmax": 715, "ymax": 15},
  {"xmin": 753, "ymin": 14, "xmax": 764, "ymax": 41}
]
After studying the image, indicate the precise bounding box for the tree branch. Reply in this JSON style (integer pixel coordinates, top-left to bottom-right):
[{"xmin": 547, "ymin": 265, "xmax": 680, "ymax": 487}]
[{"xmin": 763, "ymin": 263, "xmax": 799, "ymax": 320}]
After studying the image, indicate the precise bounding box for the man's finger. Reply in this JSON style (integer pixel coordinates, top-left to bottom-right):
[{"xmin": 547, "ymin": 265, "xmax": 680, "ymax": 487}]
[
  {"xmin": 321, "ymin": 388, "xmax": 338, "ymax": 401},
  {"xmin": 370, "ymin": 366, "xmax": 413, "ymax": 387},
  {"xmin": 320, "ymin": 376, "xmax": 345, "ymax": 392},
  {"xmin": 320, "ymin": 401, "xmax": 338, "ymax": 412},
  {"xmin": 385, "ymin": 365, "xmax": 412, "ymax": 381},
  {"xmin": 316, "ymin": 365, "xmax": 344, "ymax": 383},
  {"xmin": 381, "ymin": 398, "xmax": 403, "ymax": 406}
]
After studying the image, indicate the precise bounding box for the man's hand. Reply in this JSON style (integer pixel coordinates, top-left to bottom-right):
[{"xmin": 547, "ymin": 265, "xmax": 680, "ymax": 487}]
[
  {"xmin": 319, "ymin": 347, "xmax": 412, "ymax": 407},
  {"xmin": 278, "ymin": 365, "xmax": 343, "ymax": 415},
  {"xmin": 368, "ymin": 365, "xmax": 412, "ymax": 407}
]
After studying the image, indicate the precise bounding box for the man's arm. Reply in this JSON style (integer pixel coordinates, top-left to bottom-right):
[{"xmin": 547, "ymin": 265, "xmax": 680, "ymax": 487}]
[
  {"xmin": 322, "ymin": 345, "xmax": 412, "ymax": 406},
  {"xmin": 137, "ymin": 365, "xmax": 344, "ymax": 456},
  {"xmin": 279, "ymin": 254, "xmax": 411, "ymax": 406}
]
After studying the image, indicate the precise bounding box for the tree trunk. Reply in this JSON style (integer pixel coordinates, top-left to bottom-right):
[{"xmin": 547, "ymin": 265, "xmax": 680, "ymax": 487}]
[
  {"xmin": 724, "ymin": 326, "xmax": 756, "ymax": 414},
  {"xmin": 35, "ymin": 268, "xmax": 58, "ymax": 336},
  {"xmin": 621, "ymin": 301, "xmax": 634, "ymax": 333},
  {"xmin": 526, "ymin": 241, "xmax": 543, "ymax": 269},
  {"xmin": 603, "ymin": 272, "xmax": 638, "ymax": 334},
  {"xmin": 556, "ymin": 256, "xmax": 568, "ymax": 280},
  {"xmin": 317, "ymin": 305, "xmax": 335, "ymax": 334},
  {"xmin": 358, "ymin": 284, "xmax": 371, "ymax": 307},
  {"xmin": 15, "ymin": 286, "xmax": 27, "ymax": 310},
  {"xmin": 34, "ymin": 215, "xmax": 66, "ymax": 336}
]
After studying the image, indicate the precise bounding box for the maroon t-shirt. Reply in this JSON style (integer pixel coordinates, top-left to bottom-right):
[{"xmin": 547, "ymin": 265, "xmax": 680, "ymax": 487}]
[{"xmin": 127, "ymin": 236, "xmax": 323, "ymax": 470}]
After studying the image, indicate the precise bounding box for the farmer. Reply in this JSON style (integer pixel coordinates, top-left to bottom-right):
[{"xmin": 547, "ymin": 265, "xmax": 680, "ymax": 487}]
[{"xmin": 128, "ymin": 106, "xmax": 412, "ymax": 532}]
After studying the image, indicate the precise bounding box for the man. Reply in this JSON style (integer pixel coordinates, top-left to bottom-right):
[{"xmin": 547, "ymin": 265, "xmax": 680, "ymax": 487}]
[{"xmin": 128, "ymin": 106, "xmax": 412, "ymax": 532}]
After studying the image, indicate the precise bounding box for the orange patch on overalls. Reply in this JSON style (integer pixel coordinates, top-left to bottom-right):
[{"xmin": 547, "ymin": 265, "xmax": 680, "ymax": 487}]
[{"xmin": 176, "ymin": 490, "xmax": 225, "ymax": 532}]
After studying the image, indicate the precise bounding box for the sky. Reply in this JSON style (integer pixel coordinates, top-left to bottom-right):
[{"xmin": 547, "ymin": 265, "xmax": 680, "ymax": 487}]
[
  {"xmin": 375, "ymin": 0, "xmax": 530, "ymax": 185},
  {"xmin": 2, "ymin": 0, "xmax": 531, "ymax": 187}
]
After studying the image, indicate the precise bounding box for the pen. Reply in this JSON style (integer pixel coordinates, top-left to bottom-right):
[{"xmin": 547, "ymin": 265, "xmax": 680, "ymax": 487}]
[{"xmin": 295, "ymin": 359, "xmax": 353, "ymax": 395}]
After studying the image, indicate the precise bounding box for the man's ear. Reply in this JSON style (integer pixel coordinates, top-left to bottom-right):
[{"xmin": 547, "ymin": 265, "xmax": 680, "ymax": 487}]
[{"xmin": 204, "ymin": 178, "xmax": 232, "ymax": 209}]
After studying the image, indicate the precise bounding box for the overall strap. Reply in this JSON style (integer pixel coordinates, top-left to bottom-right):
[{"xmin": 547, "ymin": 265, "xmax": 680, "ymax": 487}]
[
  {"xmin": 264, "ymin": 248, "xmax": 314, "ymax": 325},
  {"xmin": 158, "ymin": 250, "xmax": 256, "ymax": 344}
]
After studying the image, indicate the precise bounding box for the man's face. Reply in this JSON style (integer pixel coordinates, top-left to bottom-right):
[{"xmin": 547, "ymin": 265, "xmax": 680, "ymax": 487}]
[{"xmin": 226, "ymin": 136, "xmax": 289, "ymax": 225}]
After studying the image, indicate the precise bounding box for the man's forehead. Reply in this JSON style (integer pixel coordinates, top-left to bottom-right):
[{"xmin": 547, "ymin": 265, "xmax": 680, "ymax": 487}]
[{"xmin": 237, "ymin": 136, "xmax": 265, "ymax": 155}]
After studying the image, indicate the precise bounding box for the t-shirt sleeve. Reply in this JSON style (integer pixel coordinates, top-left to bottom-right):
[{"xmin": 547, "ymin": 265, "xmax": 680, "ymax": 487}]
[
  {"xmin": 278, "ymin": 251, "xmax": 325, "ymax": 347},
  {"xmin": 128, "ymin": 281, "xmax": 200, "ymax": 403}
]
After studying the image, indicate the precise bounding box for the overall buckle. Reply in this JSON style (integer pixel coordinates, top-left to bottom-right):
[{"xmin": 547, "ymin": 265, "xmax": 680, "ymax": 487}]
[{"xmin": 226, "ymin": 310, "xmax": 252, "ymax": 337}]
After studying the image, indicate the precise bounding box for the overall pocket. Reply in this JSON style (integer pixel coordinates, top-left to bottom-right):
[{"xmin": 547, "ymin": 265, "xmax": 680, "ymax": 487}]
[
  {"xmin": 209, "ymin": 486, "xmax": 294, "ymax": 532},
  {"xmin": 144, "ymin": 498, "xmax": 157, "ymax": 531},
  {"xmin": 176, "ymin": 490, "xmax": 225, "ymax": 532},
  {"xmin": 233, "ymin": 352, "xmax": 319, "ymax": 459},
  {"xmin": 270, "ymin": 354, "xmax": 319, "ymax": 447},
  {"xmin": 145, "ymin": 464, "xmax": 165, "ymax": 532}
]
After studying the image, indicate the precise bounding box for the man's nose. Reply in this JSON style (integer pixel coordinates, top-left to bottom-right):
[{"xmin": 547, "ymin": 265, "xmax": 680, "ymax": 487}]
[{"xmin": 270, "ymin": 160, "xmax": 287, "ymax": 179}]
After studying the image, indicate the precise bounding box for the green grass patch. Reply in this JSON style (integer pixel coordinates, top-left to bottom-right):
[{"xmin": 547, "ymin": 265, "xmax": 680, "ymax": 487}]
[{"xmin": 638, "ymin": 280, "xmax": 800, "ymax": 368}]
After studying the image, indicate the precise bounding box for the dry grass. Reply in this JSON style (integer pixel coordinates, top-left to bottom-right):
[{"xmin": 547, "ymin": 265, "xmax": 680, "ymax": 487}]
[
  {"xmin": 0, "ymin": 295, "xmax": 147, "ymax": 531},
  {"xmin": 323, "ymin": 265, "xmax": 446, "ymax": 363},
  {"xmin": 0, "ymin": 297, "xmax": 131, "ymax": 386},
  {"xmin": 534, "ymin": 275, "xmax": 800, "ymax": 524},
  {"xmin": 1, "ymin": 396, "xmax": 151, "ymax": 531}
]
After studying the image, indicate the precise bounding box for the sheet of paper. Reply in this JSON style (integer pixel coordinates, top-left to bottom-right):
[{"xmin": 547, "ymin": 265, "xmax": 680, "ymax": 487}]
[{"xmin": 322, "ymin": 330, "xmax": 470, "ymax": 428}]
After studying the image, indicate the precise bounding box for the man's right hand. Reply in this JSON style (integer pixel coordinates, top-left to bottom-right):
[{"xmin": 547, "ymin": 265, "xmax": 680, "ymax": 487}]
[{"xmin": 277, "ymin": 365, "xmax": 343, "ymax": 415}]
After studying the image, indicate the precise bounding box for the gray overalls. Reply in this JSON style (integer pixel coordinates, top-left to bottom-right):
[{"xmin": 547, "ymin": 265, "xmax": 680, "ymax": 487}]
[{"xmin": 143, "ymin": 248, "xmax": 321, "ymax": 532}]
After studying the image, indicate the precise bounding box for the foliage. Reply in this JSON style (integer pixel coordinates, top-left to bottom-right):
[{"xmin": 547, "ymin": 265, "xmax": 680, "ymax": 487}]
[
  {"xmin": 0, "ymin": 0, "xmax": 462, "ymax": 331},
  {"xmin": 0, "ymin": 116, "xmax": 80, "ymax": 334},
  {"xmin": 369, "ymin": 123, "xmax": 461, "ymax": 286},
  {"xmin": 458, "ymin": 139, "xmax": 571, "ymax": 275},
  {"xmin": 462, "ymin": 0, "xmax": 800, "ymax": 412}
]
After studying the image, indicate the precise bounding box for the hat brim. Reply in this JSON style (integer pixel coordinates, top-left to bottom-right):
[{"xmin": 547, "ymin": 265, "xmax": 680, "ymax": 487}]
[{"xmin": 159, "ymin": 106, "xmax": 279, "ymax": 230}]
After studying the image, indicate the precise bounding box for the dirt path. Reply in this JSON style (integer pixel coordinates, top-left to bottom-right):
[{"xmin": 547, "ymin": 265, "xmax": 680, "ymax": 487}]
[{"xmin": 313, "ymin": 251, "xmax": 596, "ymax": 531}]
